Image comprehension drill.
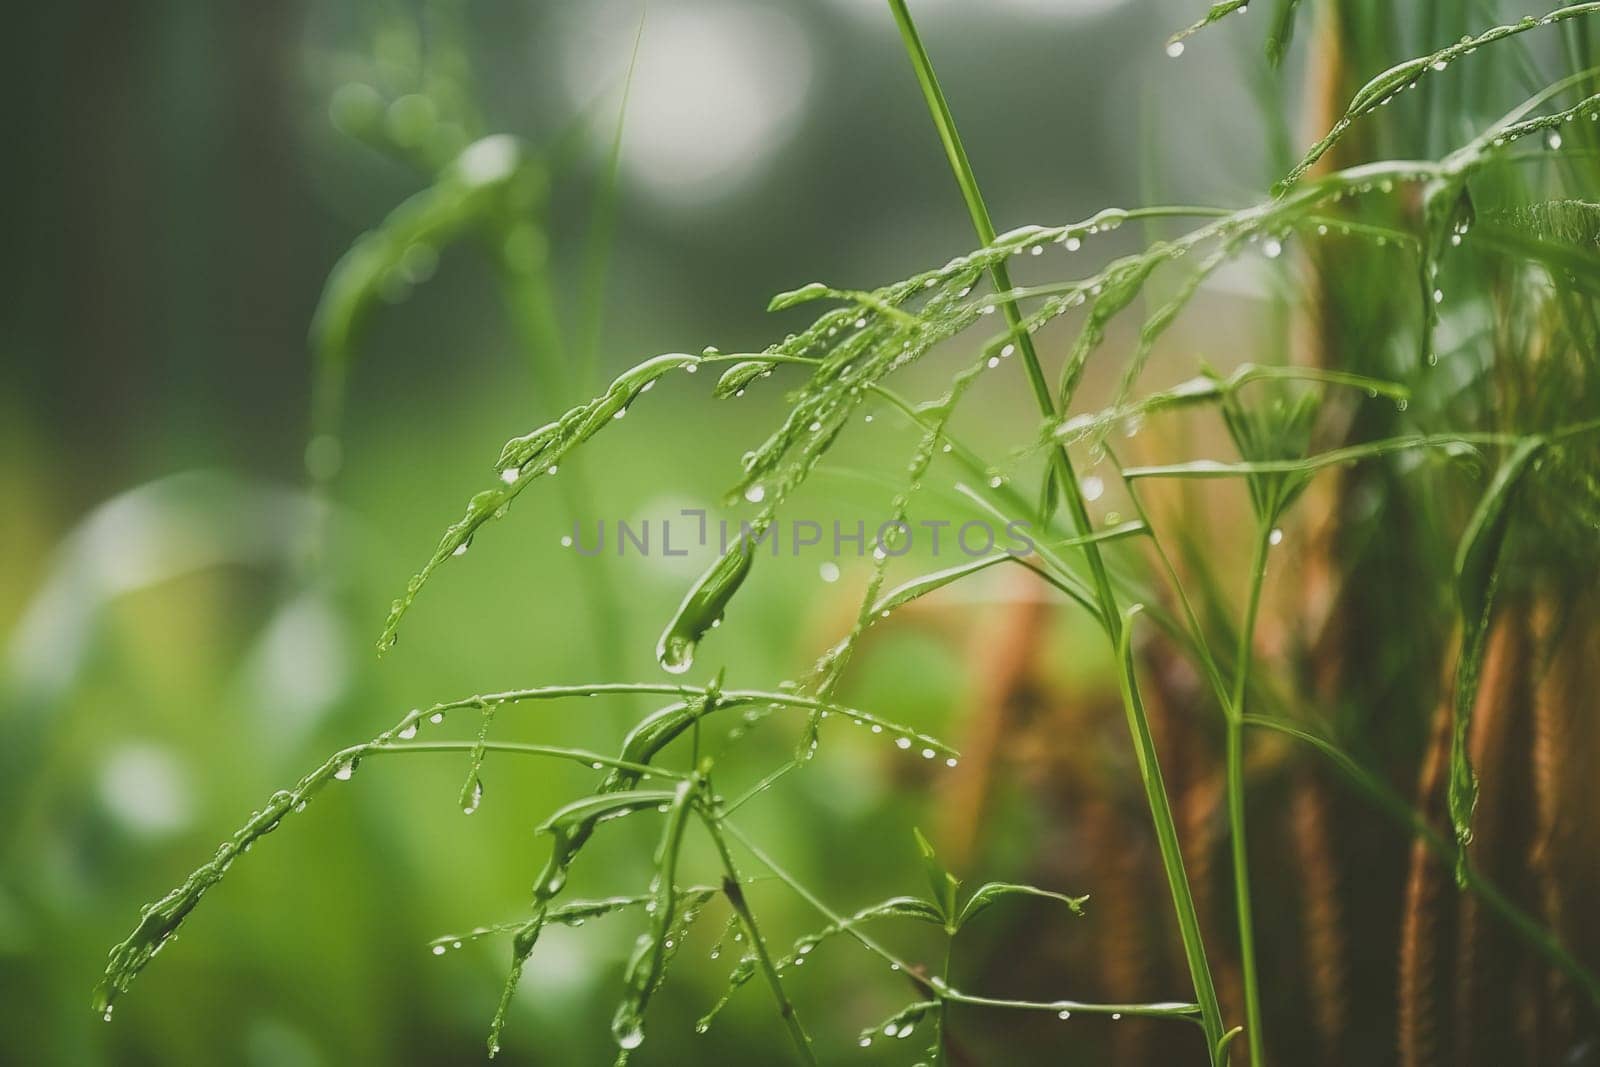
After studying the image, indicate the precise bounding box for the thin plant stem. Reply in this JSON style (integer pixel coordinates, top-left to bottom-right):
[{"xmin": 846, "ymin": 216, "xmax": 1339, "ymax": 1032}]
[
  {"xmin": 883, "ymin": 0, "xmax": 1117, "ymax": 621},
  {"xmin": 575, "ymin": 2, "xmax": 647, "ymax": 399},
  {"xmin": 932, "ymin": 936, "xmax": 954, "ymax": 1067},
  {"xmin": 366, "ymin": 740, "xmax": 686, "ymax": 779},
  {"xmin": 1226, "ymin": 524, "xmax": 1274, "ymax": 1067},
  {"xmin": 884, "ymin": 2, "xmax": 1225, "ymax": 1055},
  {"xmin": 702, "ymin": 815, "xmax": 818, "ymax": 1066},
  {"xmin": 1113, "ymin": 607, "xmax": 1228, "ymax": 1054}
]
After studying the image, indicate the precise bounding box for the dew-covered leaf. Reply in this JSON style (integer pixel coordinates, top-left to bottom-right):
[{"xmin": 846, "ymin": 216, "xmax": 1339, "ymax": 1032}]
[
  {"xmin": 1448, "ymin": 437, "xmax": 1545, "ymax": 884},
  {"xmin": 378, "ymin": 353, "xmax": 701, "ymax": 651},
  {"xmin": 656, "ymin": 537, "xmax": 757, "ymax": 674},
  {"xmin": 612, "ymin": 781, "xmax": 697, "ymax": 1054},
  {"xmin": 856, "ymin": 1000, "xmax": 938, "ymax": 1048}
]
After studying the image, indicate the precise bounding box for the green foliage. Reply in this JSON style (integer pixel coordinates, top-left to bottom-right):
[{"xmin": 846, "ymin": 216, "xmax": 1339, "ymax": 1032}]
[{"xmin": 98, "ymin": 1, "xmax": 1600, "ymax": 1063}]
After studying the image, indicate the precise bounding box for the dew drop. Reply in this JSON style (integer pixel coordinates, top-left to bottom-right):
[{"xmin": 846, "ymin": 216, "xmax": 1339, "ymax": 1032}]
[
  {"xmin": 1547, "ymin": 129, "xmax": 1564, "ymax": 150},
  {"xmin": 432, "ymin": 944, "xmax": 447, "ymax": 956},
  {"xmin": 1268, "ymin": 527, "xmax": 1284, "ymax": 546},
  {"xmin": 429, "ymin": 712, "xmax": 445, "ymax": 725},
  {"xmin": 333, "ymin": 760, "xmax": 356, "ymax": 781},
  {"xmin": 1262, "ymin": 236, "xmax": 1283, "ymax": 259},
  {"xmin": 745, "ymin": 484, "xmax": 766, "ymax": 504},
  {"xmin": 946, "ymin": 757, "xmax": 958, "ymax": 768},
  {"xmin": 895, "ymin": 737, "xmax": 912, "ymax": 750},
  {"xmin": 819, "ymin": 561, "xmax": 841, "ymax": 583},
  {"xmin": 920, "ymin": 748, "xmax": 936, "ymax": 759},
  {"xmin": 987, "ymin": 356, "xmax": 1000, "ymax": 369},
  {"xmin": 1112, "ymin": 1013, "xmax": 1123, "ymax": 1020},
  {"xmin": 560, "ymin": 535, "xmax": 573, "ymax": 548},
  {"xmin": 462, "ymin": 777, "xmax": 484, "ymax": 815},
  {"xmin": 499, "ymin": 468, "xmax": 519, "ymax": 485},
  {"xmin": 1058, "ymin": 1010, "xmax": 1071, "ymax": 1020},
  {"xmin": 1081, "ymin": 475, "xmax": 1105, "ymax": 501},
  {"xmin": 859, "ymin": 1037, "xmax": 873, "ymax": 1048},
  {"xmin": 398, "ymin": 723, "xmax": 419, "ymax": 740},
  {"xmin": 452, "ymin": 541, "xmax": 470, "ymax": 558},
  {"xmin": 1166, "ymin": 40, "xmax": 1185, "ymax": 58}
]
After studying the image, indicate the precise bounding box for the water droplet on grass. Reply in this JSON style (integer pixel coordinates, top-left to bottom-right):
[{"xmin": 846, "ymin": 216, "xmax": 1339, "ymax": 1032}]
[{"xmin": 462, "ymin": 777, "xmax": 484, "ymax": 815}]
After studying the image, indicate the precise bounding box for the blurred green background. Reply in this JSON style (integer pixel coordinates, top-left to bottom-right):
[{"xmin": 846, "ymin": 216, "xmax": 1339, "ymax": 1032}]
[{"xmin": 0, "ymin": 1, "xmax": 1274, "ymax": 1063}]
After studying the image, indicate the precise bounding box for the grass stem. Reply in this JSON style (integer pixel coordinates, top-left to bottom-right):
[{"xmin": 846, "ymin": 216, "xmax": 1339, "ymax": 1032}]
[
  {"xmin": 703, "ymin": 816, "xmax": 818, "ymax": 1066},
  {"xmin": 885, "ymin": 2, "xmax": 1225, "ymax": 1055},
  {"xmin": 1225, "ymin": 526, "xmax": 1273, "ymax": 1065}
]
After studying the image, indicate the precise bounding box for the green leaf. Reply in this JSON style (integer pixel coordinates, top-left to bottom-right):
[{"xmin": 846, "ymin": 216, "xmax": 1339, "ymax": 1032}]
[
  {"xmin": 713, "ymin": 359, "xmax": 777, "ymax": 398},
  {"xmin": 379, "ymin": 352, "xmax": 702, "ymax": 652},
  {"xmin": 1166, "ymin": 2, "xmax": 1250, "ymax": 52},
  {"xmin": 913, "ymin": 828, "xmax": 960, "ymax": 923},
  {"xmin": 857, "ymin": 1000, "xmax": 938, "ymax": 1048},
  {"xmin": 954, "ymin": 882, "xmax": 1088, "ymax": 932},
  {"xmin": 612, "ymin": 781, "xmax": 697, "ymax": 1053},
  {"xmin": 1265, "ymin": 0, "xmax": 1304, "ymax": 66},
  {"xmin": 1448, "ymin": 437, "xmax": 1546, "ymax": 884},
  {"xmin": 655, "ymin": 538, "xmax": 758, "ymax": 674}
]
